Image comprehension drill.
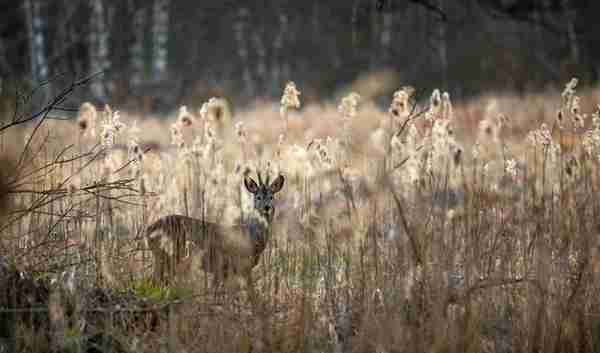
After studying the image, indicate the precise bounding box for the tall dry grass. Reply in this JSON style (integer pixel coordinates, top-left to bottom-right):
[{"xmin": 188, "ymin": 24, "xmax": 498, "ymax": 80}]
[{"xmin": 1, "ymin": 77, "xmax": 600, "ymax": 353}]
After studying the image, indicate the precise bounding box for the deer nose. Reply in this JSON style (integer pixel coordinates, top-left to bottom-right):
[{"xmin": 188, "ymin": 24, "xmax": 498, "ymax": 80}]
[{"xmin": 264, "ymin": 205, "xmax": 272, "ymax": 212}]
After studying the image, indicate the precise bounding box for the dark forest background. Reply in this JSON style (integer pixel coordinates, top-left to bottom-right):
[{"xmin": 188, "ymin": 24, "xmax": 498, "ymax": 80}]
[{"xmin": 1, "ymin": 0, "xmax": 599, "ymax": 113}]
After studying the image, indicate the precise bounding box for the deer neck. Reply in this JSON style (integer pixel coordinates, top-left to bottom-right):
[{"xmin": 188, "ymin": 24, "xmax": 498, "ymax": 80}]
[{"xmin": 245, "ymin": 214, "xmax": 270, "ymax": 259}]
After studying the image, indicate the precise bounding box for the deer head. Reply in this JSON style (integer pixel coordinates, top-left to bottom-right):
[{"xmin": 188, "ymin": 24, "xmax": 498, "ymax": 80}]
[{"xmin": 243, "ymin": 171, "xmax": 285, "ymax": 222}]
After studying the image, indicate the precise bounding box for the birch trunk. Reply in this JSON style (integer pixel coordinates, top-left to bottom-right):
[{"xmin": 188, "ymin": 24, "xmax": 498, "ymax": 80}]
[
  {"xmin": 89, "ymin": 0, "xmax": 110, "ymax": 99},
  {"xmin": 152, "ymin": 0, "xmax": 170, "ymax": 81},
  {"xmin": 131, "ymin": 5, "xmax": 149, "ymax": 86},
  {"xmin": 24, "ymin": 0, "xmax": 48, "ymax": 82},
  {"xmin": 234, "ymin": 8, "xmax": 253, "ymax": 95}
]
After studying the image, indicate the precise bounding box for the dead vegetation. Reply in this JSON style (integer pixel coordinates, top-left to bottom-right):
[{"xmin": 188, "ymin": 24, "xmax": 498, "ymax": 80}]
[{"xmin": 1, "ymin": 75, "xmax": 600, "ymax": 353}]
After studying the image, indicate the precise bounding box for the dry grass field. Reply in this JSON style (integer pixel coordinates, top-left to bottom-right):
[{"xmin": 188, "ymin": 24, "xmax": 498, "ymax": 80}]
[{"xmin": 1, "ymin": 75, "xmax": 600, "ymax": 353}]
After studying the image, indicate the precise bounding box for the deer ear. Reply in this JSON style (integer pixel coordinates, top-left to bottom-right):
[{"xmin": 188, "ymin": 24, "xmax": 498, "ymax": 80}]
[
  {"xmin": 269, "ymin": 174, "xmax": 285, "ymax": 194},
  {"xmin": 244, "ymin": 176, "xmax": 259, "ymax": 194}
]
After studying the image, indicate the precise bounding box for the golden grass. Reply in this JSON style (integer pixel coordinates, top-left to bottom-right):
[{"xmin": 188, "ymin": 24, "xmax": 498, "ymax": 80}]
[{"xmin": 1, "ymin": 79, "xmax": 600, "ymax": 352}]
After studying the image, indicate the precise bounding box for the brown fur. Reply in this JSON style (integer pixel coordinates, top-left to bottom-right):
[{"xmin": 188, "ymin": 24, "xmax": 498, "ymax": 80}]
[
  {"xmin": 146, "ymin": 215, "xmax": 259, "ymax": 285},
  {"xmin": 146, "ymin": 173, "xmax": 284, "ymax": 287}
]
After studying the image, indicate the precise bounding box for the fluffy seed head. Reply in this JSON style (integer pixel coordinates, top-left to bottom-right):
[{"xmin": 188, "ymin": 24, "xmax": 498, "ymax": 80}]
[
  {"xmin": 170, "ymin": 123, "xmax": 184, "ymax": 148},
  {"xmin": 389, "ymin": 87, "xmax": 413, "ymax": 119},
  {"xmin": 561, "ymin": 77, "xmax": 578, "ymax": 105},
  {"xmin": 77, "ymin": 102, "xmax": 97, "ymax": 137},
  {"xmin": 281, "ymin": 81, "xmax": 301, "ymax": 111},
  {"xmin": 441, "ymin": 92, "xmax": 454, "ymax": 120},
  {"xmin": 505, "ymin": 158, "xmax": 518, "ymax": 179},
  {"xmin": 338, "ymin": 92, "xmax": 361, "ymax": 119},
  {"xmin": 177, "ymin": 106, "xmax": 194, "ymax": 127}
]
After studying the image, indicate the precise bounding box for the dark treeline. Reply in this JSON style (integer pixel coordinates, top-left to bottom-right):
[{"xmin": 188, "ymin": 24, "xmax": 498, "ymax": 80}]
[{"xmin": 0, "ymin": 0, "xmax": 599, "ymax": 112}]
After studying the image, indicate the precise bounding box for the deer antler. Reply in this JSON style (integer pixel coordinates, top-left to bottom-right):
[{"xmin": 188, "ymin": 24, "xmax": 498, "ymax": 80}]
[{"xmin": 257, "ymin": 170, "xmax": 264, "ymax": 186}]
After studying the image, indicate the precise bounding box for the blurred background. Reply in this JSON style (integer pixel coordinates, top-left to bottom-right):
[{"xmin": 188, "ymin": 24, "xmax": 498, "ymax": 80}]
[{"xmin": 1, "ymin": 0, "xmax": 599, "ymax": 113}]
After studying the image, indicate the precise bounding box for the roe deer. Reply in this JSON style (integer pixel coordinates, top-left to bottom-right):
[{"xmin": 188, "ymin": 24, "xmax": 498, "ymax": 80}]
[{"xmin": 146, "ymin": 171, "xmax": 285, "ymax": 287}]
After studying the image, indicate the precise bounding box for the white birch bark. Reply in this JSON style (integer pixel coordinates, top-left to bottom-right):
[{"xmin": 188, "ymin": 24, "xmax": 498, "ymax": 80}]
[
  {"xmin": 152, "ymin": 0, "xmax": 170, "ymax": 81},
  {"xmin": 89, "ymin": 0, "xmax": 110, "ymax": 99},
  {"xmin": 24, "ymin": 0, "xmax": 48, "ymax": 82},
  {"xmin": 234, "ymin": 7, "xmax": 253, "ymax": 94},
  {"xmin": 131, "ymin": 5, "xmax": 148, "ymax": 86}
]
